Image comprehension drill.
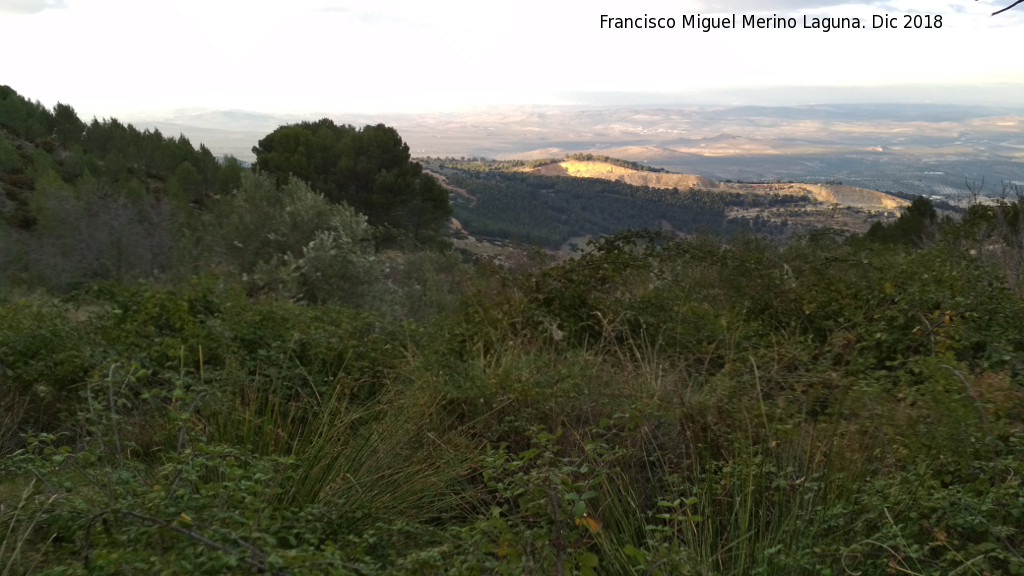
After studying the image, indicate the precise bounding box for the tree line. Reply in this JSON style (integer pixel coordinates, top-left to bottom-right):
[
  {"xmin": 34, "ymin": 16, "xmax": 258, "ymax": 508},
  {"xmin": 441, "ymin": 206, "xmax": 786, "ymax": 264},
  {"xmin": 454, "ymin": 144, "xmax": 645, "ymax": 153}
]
[{"xmin": 1, "ymin": 86, "xmax": 455, "ymax": 294}]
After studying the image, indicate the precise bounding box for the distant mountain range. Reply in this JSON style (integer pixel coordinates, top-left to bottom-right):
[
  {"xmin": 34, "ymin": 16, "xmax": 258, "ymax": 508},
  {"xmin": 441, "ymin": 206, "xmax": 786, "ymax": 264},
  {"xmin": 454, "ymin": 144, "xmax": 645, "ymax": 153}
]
[{"xmin": 125, "ymin": 101, "xmax": 1024, "ymax": 200}]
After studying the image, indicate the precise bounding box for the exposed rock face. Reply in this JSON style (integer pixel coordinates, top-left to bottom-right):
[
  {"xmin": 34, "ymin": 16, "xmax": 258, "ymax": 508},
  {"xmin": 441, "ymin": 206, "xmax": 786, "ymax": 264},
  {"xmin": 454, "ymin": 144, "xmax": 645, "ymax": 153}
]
[{"xmin": 527, "ymin": 160, "xmax": 909, "ymax": 211}]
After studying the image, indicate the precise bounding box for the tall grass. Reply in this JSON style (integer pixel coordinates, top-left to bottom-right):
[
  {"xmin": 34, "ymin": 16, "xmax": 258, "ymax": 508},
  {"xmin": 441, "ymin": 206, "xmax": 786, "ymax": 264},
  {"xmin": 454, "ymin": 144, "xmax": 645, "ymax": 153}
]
[
  {"xmin": 202, "ymin": 359, "xmax": 478, "ymax": 536},
  {"xmin": 444, "ymin": 311, "xmax": 902, "ymax": 575},
  {"xmin": 285, "ymin": 383, "xmax": 476, "ymax": 531},
  {"xmin": 0, "ymin": 480, "xmax": 55, "ymax": 576}
]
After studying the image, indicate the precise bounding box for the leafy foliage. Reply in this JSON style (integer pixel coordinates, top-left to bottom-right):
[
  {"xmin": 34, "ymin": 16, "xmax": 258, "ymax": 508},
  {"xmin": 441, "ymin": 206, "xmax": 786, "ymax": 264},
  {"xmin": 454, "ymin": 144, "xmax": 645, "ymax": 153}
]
[
  {"xmin": 253, "ymin": 119, "xmax": 451, "ymax": 244},
  {"xmin": 867, "ymin": 195, "xmax": 941, "ymax": 245},
  {"xmin": 194, "ymin": 171, "xmax": 388, "ymax": 307},
  {"xmin": 2, "ymin": 86, "xmax": 1024, "ymax": 575},
  {"xmin": 0, "ymin": 87, "xmax": 245, "ymax": 290}
]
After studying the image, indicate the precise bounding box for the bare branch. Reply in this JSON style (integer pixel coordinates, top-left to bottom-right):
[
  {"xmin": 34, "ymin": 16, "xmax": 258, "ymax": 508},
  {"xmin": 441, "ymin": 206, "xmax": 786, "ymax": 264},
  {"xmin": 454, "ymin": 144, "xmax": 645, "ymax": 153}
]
[
  {"xmin": 981, "ymin": 0, "xmax": 1024, "ymax": 15},
  {"xmin": 965, "ymin": 176, "xmax": 984, "ymax": 206},
  {"xmin": 120, "ymin": 510, "xmax": 286, "ymax": 575}
]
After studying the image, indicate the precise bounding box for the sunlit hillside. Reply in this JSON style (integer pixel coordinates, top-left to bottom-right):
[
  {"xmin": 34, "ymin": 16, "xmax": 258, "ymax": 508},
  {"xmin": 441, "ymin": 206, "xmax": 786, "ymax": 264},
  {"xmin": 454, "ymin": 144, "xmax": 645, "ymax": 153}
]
[{"xmin": 525, "ymin": 160, "xmax": 909, "ymax": 211}]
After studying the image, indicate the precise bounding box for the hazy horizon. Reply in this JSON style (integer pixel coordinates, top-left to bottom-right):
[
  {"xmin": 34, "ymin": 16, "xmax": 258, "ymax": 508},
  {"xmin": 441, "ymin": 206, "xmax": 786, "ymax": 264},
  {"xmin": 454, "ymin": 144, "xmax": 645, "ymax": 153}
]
[
  {"xmin": 3, "ymin": 0, "xmax": 1022, "ymax": 119},
  {"xmin": 5, "ymin": 0, "xmax": 1021, "ymax": 201}
]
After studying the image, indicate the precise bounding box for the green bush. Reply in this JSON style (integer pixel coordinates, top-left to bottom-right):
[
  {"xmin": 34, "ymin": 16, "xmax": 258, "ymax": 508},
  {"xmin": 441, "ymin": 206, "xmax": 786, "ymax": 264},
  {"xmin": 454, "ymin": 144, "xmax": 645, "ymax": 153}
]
[
  {"xmin": 3, "ymin": 211, "xmax": 1024, "ymax": 573},
  {"xmin": 195, "ymin": 172, "xmax": 393, "ymax": 308},
  {"xmin": 0, "ymin": 298, "xmax": 97, "ymax": 445}
]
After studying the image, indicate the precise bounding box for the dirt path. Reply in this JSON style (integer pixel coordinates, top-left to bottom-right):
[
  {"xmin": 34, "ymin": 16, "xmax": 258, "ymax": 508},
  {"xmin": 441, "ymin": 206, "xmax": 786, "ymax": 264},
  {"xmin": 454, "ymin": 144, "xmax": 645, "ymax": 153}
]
[{"xmin": 424, "ymin": 168, "xmax": 477, "ymax": 207}]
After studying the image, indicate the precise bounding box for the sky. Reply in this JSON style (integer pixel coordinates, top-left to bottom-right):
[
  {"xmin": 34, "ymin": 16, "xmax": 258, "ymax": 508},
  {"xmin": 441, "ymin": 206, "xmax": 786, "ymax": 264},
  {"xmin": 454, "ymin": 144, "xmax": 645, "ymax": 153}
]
[{"xmin": 1, "ymin": 0, "xmax": 1023, "ymax": 118}]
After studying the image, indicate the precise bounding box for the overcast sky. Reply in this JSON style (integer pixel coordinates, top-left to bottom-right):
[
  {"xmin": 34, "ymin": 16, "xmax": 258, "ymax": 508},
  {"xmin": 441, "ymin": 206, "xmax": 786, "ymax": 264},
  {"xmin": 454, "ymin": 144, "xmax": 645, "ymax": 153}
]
[{"xmin": 1, "ymin": 0, "xmax": 1022, "ymax": 118}]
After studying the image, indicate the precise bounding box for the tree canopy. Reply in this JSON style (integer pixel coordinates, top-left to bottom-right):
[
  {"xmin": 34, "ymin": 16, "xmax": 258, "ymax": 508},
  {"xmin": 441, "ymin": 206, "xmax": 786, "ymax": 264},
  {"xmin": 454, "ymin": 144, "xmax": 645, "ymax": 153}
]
[
  {"xmin": 252, "ymin": 119, "xmax": 451, "ymax": 244},
  {"xmin": 866, "ymin": 195, "xmax": 940, "ymax": 246}
]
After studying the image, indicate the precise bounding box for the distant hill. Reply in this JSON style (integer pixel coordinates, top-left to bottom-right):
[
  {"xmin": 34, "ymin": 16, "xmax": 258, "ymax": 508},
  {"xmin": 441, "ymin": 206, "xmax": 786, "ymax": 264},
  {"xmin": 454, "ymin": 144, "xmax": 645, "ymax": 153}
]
[
  {"xmin": 783, "ymin": 183, "xmax": 907, "ymax": 209},
  {"xmin": 522, "ymin": 160, "xmax": 908, "ymax": 212},
  {"xmin": 526, "ymin": 160, "xmax": 716, "ymax": 190},
  {"xmin": 419, "ymin": 156, "xmax": 915, "ymax": 252}
]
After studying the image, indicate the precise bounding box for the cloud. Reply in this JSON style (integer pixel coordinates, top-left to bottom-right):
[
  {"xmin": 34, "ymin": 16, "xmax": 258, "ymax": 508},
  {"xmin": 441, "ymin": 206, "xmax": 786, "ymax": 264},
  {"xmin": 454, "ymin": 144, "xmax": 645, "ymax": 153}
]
[
  {"xmin": 315, "ymin": 1, "xmax": 418, "ymax": 26},
  {"xmin": 0, "ymin": 0, "xmax": 67, "ymax": 14}
]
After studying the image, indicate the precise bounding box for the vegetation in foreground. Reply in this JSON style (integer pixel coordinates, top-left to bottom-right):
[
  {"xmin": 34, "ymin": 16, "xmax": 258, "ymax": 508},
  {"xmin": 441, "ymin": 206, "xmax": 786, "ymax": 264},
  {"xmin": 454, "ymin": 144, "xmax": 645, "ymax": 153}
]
[{"xmin": 2, "ymin": 85, "xmax": 1024, "ymax": 574}]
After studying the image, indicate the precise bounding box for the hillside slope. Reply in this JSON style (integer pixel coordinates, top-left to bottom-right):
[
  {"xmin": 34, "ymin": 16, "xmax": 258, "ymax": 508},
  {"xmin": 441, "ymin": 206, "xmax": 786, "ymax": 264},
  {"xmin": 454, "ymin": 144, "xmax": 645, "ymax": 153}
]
[
  {"xmin": 525, "ymin": 160, "xmax": 909, "ymax": 211},
  {"xmin": 528, "ymin": 160, "xmax": 716, "ymax": 190}
]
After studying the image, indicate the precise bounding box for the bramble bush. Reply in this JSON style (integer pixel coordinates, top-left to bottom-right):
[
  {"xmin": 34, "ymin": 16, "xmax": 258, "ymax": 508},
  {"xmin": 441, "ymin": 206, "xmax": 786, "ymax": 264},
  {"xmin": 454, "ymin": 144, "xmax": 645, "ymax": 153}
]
[{"xmin": 3, "ymin": 213, "xmax": 1024, "ymax": 574}]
